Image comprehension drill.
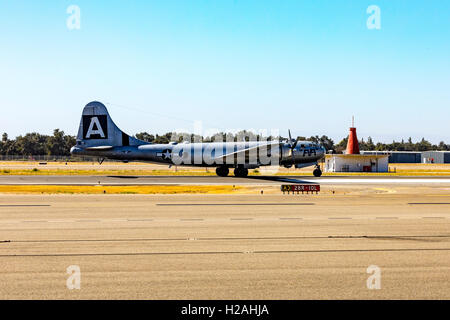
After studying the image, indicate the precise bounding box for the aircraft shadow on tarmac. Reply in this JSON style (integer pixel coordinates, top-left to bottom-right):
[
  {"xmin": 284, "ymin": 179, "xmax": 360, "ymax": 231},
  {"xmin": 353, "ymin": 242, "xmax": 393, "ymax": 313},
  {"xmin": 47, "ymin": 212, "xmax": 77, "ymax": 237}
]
[
  {"xmin": 106, "ymin": 175, "xmax": 314, "ymax": 184},
  {"xmin": 244, "ymin": 176, "xmax": 314, "ymax": 184},
  {"xmin": 107, "ymin": 176, "xmax": 140, "ymax": 179}
]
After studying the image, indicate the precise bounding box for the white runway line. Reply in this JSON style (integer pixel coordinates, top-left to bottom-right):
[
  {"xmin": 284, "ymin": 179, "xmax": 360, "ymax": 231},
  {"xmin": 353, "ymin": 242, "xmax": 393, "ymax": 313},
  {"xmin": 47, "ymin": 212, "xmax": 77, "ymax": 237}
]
[
  {"xmin": 0, "ymin": 216, "xmax": 448, "ymax": 226},
  {"xmin": 302, "ymin": 178, "xmax": 450, "ymax": 184}
]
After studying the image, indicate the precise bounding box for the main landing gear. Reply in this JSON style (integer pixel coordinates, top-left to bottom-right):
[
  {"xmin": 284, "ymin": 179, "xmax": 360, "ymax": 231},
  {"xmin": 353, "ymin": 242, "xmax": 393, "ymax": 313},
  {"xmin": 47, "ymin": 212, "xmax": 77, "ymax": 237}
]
[
  {"xmin": 234, "ymin": 167, "xmax": 249, "ymax": 178},
  {"xmin": 215, "ymin": 166, "xmax": 229, "ymax": 177},
  {"xmin": 313, "ymin": 165, "xmax": 323, "ymax": 177},
  {"xmin": 215, "ymin": 166, "xmax": 249, "ymax": 177}
]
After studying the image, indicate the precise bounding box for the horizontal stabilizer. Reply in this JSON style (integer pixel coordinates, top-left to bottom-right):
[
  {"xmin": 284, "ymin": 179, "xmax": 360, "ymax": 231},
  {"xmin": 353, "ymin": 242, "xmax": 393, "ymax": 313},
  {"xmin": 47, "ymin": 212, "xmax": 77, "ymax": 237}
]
[{"xmin": 85, "ymin": 145, "xmax": 114, "ymax": 150}]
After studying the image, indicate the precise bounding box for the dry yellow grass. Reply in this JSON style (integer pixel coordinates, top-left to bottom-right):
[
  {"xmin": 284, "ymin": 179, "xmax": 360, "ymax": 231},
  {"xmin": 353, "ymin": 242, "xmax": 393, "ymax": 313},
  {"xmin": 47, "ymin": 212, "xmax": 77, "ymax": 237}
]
[
  {"xmin": 1, "ymin": 161, "xmax": 450, "ymax": 176},
  {"xmin": 0, "ymin": 185, "xmax": 248, "ymax": 194},
  {"xmin": 0, "ymin": 168, "xmax": 220, "ymax": 176}
]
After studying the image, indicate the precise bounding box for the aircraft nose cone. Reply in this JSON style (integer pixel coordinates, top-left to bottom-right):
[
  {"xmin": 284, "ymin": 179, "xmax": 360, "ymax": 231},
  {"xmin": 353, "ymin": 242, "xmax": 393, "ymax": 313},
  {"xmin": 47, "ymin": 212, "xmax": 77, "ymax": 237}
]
[{"xmin": 319, "ymin": 146, "xmax": 326, "ymax": 156}]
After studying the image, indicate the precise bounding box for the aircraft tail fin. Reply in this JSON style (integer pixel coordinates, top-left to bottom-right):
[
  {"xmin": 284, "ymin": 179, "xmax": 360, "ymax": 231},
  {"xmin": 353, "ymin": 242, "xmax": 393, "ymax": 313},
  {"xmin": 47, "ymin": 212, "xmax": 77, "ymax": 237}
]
[{"xmin": 75, "ymin": 101, "xmax": 145, "ymax": 148}]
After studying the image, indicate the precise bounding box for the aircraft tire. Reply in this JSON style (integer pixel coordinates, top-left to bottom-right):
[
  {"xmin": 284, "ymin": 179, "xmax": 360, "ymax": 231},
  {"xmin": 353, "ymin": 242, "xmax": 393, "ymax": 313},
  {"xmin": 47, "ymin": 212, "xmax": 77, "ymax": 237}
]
[
  {"xmin": 313, "ymin": 168, "xmax": 322, "ymax": 177},
  {"xmin": 234, "ymin": 167, "xmax": 248, "ymax": 177},
  {"xmin": 216, "ymin": 167, "xmax": 229, "ymax": 177}
]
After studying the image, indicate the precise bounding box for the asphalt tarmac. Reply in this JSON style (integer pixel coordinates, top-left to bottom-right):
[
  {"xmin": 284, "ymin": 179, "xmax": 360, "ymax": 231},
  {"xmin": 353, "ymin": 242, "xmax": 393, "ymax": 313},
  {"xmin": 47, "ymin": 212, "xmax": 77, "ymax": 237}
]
[
  {"xmin": 0, "ymin": 185, "xmax": 449, "ymax": 299},
  {"xmin": 1, "ymin": 175, "xmax": 450, "ymax": 185}
]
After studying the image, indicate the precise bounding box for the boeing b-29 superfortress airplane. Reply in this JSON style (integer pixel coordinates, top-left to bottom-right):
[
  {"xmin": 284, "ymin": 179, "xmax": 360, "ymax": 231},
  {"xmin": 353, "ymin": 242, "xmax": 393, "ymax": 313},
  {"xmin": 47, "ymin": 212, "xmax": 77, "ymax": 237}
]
[{"xmin": 70, "ymin": 101, "xmax": 325, "ymax": 177}]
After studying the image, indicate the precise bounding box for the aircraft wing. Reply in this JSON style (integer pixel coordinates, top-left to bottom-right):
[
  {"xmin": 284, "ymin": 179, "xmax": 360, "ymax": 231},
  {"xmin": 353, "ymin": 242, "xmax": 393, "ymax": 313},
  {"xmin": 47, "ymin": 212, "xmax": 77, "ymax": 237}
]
[{"xmin": 212, "ymin": 142, "xmax": 280, "ymax": 162}]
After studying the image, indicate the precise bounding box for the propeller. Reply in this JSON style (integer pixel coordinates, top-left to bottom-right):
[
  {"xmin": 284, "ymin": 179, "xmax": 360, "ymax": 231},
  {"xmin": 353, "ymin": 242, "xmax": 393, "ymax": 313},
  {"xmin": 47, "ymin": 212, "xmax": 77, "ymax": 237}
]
[
  {"xmin": 288, "ymin": 130, "xmax": 298, "ymax": 149},
  {"xmin": 287, "ymin": 129, "xmax": 298, "ymax": 165}
]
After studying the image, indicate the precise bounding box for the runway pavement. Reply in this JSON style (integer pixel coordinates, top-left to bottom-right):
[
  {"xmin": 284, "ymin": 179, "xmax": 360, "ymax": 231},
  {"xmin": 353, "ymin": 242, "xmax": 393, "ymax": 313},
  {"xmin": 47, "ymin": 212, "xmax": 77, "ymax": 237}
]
[
  {"xmin": 1, "ymin": 175, "xmax": 450, "ymax": 186},
  {"xmin": 0, "ymin": 187, "xmax": 449, "ymax": 299}
]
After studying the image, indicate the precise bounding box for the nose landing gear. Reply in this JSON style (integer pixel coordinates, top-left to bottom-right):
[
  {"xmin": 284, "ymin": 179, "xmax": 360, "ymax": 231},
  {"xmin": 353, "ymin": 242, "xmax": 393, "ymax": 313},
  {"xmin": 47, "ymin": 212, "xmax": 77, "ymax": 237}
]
[{"xmin": 313, "ymin": 165, "xmax": 323, "ymax": 177}]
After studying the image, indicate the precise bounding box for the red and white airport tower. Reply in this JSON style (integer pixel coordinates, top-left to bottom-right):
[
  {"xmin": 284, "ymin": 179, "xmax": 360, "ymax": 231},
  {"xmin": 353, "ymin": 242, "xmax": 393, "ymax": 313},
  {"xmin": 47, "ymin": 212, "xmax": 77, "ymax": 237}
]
[
  {"xmin": 346, "ymin": 116, "xmax": 360, "ymax": 155},
  {"xmin": 324, "ymin": 116, "xmax": 389, "ymax": 173}
]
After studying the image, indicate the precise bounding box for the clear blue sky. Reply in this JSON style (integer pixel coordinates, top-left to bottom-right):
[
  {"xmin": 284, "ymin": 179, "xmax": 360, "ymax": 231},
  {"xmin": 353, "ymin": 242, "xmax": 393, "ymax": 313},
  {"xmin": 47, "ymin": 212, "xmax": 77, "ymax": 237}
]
[{"xmin": 0, "ymin": 0, "xmax": 449, "ymax": 143}]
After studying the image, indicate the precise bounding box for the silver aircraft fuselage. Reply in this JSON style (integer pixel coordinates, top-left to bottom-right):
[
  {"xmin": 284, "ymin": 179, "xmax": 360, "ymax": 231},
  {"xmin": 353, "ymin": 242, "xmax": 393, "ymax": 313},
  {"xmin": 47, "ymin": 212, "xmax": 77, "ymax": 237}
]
[{"xmin": 71, "ymin": 140, "xmax": 325, "ymax": 168}]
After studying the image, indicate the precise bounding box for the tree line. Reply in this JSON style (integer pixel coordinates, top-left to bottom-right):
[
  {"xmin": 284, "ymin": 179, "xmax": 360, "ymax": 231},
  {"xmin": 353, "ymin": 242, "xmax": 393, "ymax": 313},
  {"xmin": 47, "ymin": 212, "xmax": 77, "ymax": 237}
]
[
  {"xmin": 0, "ymin": 130, "xmax": 448, "ymax": 156},
  {"xmin": 0, "ymin": 130, "xmax": 76, "ymax": 156}
]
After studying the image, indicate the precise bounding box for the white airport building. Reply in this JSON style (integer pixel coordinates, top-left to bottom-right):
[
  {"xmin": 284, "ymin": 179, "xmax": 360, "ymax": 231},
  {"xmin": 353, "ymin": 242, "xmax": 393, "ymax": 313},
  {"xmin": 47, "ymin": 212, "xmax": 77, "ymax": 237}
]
[
  {"xmin": 324, "ymin": 154, "xmax": 389, "ymax": 173},
  {"xmin": 325, "ymin": 123, "xmax": 390, "ymax": 173}
]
